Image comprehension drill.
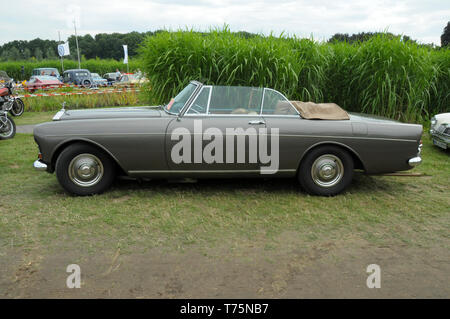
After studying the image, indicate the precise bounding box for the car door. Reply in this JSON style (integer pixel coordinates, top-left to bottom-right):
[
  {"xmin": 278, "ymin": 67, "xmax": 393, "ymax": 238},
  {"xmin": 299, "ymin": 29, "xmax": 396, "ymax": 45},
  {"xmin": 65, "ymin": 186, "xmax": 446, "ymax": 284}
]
[
  {"xmin": 260, "ymin": 88, "xmax": 305, "ymax": 174},
  {"xmin": 165, "ymin": 86, "xmax": 267, "ymax": 174}
]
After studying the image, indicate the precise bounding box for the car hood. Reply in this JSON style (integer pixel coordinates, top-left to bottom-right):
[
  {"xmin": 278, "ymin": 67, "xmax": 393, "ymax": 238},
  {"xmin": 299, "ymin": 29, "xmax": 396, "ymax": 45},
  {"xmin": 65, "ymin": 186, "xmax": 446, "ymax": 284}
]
[
  {"xmin": 54, "ymin": 106, "xmax": 162, "ymax": 121},
  {"xmin": 434, "ymin": 112, "xmax": 450, "ymax": 126}
]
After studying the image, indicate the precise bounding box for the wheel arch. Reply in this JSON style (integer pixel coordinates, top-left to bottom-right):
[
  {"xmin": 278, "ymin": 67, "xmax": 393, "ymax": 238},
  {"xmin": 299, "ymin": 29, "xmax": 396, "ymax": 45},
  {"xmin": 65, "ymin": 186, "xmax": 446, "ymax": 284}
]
[
  {"xmin": 50, "ymin": 138, "xmax": 127, "ymax": 175},
  {"xmin": 297, "ymin": 141, "xmax": 366, "ymax": 173}
]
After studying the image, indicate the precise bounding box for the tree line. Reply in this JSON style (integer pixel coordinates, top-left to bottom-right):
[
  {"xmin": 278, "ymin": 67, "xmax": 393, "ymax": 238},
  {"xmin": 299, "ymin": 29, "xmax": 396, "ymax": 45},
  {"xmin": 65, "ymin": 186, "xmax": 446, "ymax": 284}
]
[
  {"xmin": 0, "ymin": 31, "xmax": 156, "ymax": 62},
  {"xmin": 1, "ymin": 24, "xmax": 448, "ymax": 62}
]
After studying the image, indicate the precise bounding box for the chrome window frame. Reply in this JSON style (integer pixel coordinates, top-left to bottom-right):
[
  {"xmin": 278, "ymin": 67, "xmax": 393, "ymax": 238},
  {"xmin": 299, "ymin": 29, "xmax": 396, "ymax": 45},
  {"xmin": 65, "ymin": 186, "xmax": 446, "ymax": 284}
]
[
  {"xmin": 184, "ymin": 85, "xmax": 212, "ymax": 116},
  {"xmin": 181, "ymin": 84, "xmax": 300, "ymax": 118},
  {"xmin": 261, "ymin": 88, "xmax": 300, "ymax": 116},
  {"xmin": 172, "ymin": 81, "xmax": 203, "ymax": 116}
]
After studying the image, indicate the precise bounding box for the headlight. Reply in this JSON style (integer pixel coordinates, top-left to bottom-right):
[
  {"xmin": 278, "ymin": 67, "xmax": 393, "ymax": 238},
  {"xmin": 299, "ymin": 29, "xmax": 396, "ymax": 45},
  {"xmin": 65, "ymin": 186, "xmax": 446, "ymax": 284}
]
[{"xmin": 431, "ymin": 116, "xmax": 436, "ymax": 127}]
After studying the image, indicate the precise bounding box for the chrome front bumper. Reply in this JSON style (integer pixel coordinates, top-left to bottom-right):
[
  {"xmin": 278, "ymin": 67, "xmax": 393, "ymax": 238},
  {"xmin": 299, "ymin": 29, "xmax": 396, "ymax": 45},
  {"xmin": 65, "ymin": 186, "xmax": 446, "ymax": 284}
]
[
  {"xmin": 408, "ymin": 157, "xmax": 422, "ymax": 167},
  {"xmin": 33, "ymin": 160, "xmax": 48, "ymax": 171}
]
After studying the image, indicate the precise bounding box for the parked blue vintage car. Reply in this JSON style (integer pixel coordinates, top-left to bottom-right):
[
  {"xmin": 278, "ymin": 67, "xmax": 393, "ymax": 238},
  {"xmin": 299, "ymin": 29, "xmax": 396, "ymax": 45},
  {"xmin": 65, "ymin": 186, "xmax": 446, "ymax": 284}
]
[{"xmin": 62, "ymin": 69, "xmax": 94, "ymax": 87}]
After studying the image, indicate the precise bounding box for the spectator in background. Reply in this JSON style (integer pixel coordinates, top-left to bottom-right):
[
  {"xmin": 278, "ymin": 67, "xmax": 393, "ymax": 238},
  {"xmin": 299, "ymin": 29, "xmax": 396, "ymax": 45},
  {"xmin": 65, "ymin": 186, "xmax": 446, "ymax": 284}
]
[{"xmin": 135, "ymin": 68, "xmax": 143, "ymax": 79}]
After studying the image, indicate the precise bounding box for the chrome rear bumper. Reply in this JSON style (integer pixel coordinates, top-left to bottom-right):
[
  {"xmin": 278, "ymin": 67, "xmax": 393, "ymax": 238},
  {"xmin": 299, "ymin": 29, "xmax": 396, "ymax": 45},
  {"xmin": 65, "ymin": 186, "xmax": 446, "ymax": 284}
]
[
  {"xmin": 408, "ymin": 157, "xmax": 422, "ymax": 167},
  {"xmin": 33, "ymin": 160, "xmax": 48, "ymax": 171}
]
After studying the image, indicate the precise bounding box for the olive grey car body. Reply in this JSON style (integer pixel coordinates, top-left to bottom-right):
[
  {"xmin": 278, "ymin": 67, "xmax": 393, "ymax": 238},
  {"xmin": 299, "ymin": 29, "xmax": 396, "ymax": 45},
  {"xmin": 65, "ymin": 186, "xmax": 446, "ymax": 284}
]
[{"xmin": 33, "ymin": 81, "xmax": 423, "ymax": 195}]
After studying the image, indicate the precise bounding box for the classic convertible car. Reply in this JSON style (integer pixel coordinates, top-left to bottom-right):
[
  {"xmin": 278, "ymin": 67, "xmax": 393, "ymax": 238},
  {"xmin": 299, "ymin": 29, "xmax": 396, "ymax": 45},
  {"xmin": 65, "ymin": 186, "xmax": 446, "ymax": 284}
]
[{"xmin": 33, "ymin": 81, "xmax": 423, "ymax": 196}]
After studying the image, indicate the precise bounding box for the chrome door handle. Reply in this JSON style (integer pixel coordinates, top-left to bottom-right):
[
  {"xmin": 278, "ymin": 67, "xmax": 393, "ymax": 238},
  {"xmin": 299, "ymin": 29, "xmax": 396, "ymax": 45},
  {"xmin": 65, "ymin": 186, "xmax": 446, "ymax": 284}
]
[{"xmin": 248, "ymin": 120, "xmax": 265, "ymax": 125}]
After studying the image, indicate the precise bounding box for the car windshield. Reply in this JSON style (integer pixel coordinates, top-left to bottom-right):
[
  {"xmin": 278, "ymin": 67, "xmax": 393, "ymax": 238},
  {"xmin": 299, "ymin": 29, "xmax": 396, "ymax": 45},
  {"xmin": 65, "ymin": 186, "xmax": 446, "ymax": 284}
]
[
  {"xmin": 164, "ymin": 83, "xmax": 198, "ymax": 114},
  {"xmin": 0, "ymin": 71, "xmax": 11, "ymax": 81},
  {"xmin": 33, "ymin": 69, "xmax": 58, "ymax": 76},
  {"xmin": 121, "ymin": 74, "xmax": 135, "ymax": 81}
]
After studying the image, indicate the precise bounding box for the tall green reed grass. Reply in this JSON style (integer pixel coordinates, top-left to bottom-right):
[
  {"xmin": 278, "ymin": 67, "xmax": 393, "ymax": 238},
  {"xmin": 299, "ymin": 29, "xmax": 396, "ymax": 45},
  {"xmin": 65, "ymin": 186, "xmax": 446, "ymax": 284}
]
[{"xmin": 140, "ymin": 28, "xmax": 449, "ymax": 123}]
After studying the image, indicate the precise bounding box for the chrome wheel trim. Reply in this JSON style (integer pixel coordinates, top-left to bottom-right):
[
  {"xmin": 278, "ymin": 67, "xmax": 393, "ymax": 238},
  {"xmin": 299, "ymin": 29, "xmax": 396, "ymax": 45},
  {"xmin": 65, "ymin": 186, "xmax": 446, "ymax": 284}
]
[
  {"xmin": 311, "ymin": 154, "xmax": 344, "ymax": 188},
  {"xmin": 68, "ymin": 153, "xmax": 104, "ymax": 187}
]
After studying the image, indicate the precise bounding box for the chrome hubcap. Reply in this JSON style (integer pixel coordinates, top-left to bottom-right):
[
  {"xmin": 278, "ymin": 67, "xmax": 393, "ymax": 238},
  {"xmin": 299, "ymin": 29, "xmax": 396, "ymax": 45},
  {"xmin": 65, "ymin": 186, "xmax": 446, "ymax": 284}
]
[
  {"xmin": 68, "ymin": 154, "xmax": 103, "ymax": 187},
  {"xmin": 311, "ymin": 154, "xmax": 344, "ymax": 187}
]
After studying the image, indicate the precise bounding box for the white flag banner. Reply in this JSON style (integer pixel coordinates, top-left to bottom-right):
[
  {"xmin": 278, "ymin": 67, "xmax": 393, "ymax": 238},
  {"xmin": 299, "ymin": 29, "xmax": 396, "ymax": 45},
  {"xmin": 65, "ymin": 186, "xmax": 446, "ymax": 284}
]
[
  {"xmin": 123, "ymin": 45, "xmax": 128, "ymax": 64},
  {"xmin": 57, "ymin": 42, "xmax": 70, "ymax": 57}
]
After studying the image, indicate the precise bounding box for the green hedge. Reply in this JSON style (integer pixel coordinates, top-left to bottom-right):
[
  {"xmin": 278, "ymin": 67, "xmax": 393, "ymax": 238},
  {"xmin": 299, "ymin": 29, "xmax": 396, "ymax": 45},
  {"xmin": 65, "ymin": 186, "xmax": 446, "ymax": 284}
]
[
  {"xmin": 140, "ymin": 28, "xmax": 449, "ymax": 123},
  {"xmin": 0, "ymin": 58, "xmax": 143, "ymax": 81}
]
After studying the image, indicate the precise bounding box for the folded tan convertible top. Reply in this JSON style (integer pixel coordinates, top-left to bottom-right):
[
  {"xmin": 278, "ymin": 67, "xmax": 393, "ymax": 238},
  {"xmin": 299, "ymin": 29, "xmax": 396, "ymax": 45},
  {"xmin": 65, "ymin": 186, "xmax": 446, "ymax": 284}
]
[{"xmin": 290, "ymin": 101, "xmax": 350, "ymax": 120}]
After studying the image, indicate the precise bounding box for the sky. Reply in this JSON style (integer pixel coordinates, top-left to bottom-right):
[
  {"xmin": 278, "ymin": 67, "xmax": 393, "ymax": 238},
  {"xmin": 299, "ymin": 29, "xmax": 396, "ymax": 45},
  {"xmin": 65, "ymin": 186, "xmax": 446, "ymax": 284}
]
[{"xmin": 1, "ymin": 0, "xmax": 449, "ymax": 45}]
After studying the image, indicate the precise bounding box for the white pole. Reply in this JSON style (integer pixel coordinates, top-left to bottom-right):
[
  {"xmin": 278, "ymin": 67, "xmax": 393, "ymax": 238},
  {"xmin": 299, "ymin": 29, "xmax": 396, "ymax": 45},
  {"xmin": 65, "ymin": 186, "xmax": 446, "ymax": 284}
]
[
  {"xmin": 58, "ymin": 31, "xmax": 64, "ymax": 73},
  {"xmin": 73, "ymin": 20, "xmax": 81, "ymax": 69}
]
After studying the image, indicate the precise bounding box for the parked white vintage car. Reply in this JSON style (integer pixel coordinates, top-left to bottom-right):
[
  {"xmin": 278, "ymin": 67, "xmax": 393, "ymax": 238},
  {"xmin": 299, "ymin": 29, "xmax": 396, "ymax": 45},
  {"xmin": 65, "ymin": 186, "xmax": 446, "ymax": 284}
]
[{"xmin": 430, "ymin": 113, "xmax": 450, "ymax": 150}]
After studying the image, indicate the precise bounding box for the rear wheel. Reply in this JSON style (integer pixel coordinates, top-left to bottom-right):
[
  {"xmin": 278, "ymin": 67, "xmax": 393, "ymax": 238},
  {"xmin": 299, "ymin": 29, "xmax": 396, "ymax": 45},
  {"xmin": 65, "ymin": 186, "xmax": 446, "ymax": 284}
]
[
  {"xmin": 298, "ymin": 145, "xmax": 354, "ymax": 196},
  {"xmin": 56, "ymin": 143, "xmax": 115, "ymax": 195},
  {"xmin": 83, "ymin": 80, "xmax": 91, "ymax": 88}
]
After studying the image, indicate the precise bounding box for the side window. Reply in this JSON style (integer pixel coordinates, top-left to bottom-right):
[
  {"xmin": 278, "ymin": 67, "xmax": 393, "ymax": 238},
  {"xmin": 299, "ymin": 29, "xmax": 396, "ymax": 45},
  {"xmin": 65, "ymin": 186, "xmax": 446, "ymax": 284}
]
[
  {"xmin": 208, "ymin": 86, "xmax": 262, "ymax": 115},
  {"xmin": 262, "ymin": 89, "xmax": 297, "ymax": 115},
  {"xmin": 187, "ymin": 87, "xmax": 210, "ymax": 115}
]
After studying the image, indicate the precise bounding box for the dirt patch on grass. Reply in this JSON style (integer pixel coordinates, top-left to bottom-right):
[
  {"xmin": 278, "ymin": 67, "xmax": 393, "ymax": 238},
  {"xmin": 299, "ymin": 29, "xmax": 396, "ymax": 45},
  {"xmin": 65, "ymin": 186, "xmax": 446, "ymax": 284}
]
[{"xmin": 1, "ymin": 234, "xmax": 448, "ymax": 298}]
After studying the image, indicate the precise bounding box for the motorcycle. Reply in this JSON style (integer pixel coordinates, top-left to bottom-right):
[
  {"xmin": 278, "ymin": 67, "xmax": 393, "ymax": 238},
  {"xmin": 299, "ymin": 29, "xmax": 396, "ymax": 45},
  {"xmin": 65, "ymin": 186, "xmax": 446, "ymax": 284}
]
[
  {"xmin": 0, "ymin": 79, "xmax": 25, "ymax": 117},
  {"xmin": 0, "ymin": 109, "xmax": 15, "ymax": 140}
]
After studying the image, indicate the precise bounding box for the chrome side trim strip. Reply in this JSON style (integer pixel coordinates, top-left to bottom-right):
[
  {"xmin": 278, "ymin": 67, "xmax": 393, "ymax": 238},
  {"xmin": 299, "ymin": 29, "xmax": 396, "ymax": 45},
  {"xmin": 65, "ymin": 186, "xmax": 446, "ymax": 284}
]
[
  {"xmin": 128, "ymin": 169, "xmax": 296, "ymax": 174},
  {"xmin": 43, "ymin": 133, "xmax": 417, "ymax": 142}
]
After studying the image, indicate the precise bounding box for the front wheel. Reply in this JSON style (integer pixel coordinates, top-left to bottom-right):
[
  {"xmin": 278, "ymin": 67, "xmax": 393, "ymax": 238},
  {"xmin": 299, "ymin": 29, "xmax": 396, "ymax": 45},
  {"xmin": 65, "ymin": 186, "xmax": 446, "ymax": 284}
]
[
  {"xmin": 298, "ymin": 146, "xmax": 354, "ymax": 196},
  {"xmin": 56, "ymin": 143, "xmax": 115, "ymax": 196},
  {"xmin": 10, "ymin": 98, "xmax": 24, "ymax": 116},
  {"xmin": 0, "ymin": 114, "xmax": 16, "ymax": 140}
]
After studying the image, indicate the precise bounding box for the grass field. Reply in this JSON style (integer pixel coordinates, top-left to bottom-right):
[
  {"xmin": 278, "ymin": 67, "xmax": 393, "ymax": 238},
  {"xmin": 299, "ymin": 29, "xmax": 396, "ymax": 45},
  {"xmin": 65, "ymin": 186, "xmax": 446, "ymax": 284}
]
[
  {"xmin": 0, "ymin": 116, "xmax": 449, "ymax": 297},
  {"xmin": 0, "ymin": 130, "xmax": 448, "ymax": 253},
  {"xmin": 13, "ymin": 111, "xmax": 54, "ymax": 125}
]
